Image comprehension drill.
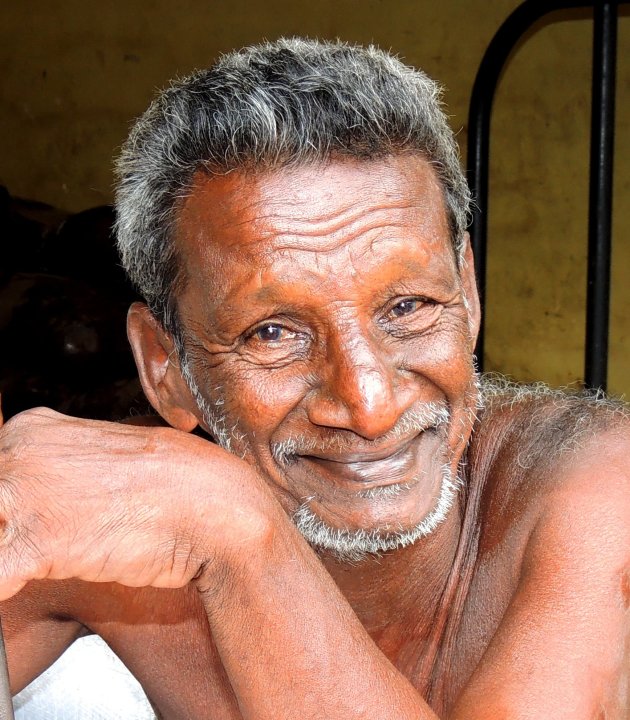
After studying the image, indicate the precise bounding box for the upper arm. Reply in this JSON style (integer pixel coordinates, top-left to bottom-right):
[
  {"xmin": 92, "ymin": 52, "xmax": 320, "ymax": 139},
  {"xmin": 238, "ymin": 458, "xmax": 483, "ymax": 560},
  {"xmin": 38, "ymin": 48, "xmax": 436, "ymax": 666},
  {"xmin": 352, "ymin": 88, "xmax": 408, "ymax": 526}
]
[{"xmin": 453, "ymin": 428, "xmax": 630, "ymax": 719}]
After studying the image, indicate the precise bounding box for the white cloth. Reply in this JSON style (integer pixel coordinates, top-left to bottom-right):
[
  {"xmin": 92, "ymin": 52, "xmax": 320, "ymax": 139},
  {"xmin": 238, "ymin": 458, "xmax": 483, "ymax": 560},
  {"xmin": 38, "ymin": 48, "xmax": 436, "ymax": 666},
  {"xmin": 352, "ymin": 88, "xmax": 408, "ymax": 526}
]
[{"xmin": 13, "ymin": 635, "xmax": 156, "ymax": 719}]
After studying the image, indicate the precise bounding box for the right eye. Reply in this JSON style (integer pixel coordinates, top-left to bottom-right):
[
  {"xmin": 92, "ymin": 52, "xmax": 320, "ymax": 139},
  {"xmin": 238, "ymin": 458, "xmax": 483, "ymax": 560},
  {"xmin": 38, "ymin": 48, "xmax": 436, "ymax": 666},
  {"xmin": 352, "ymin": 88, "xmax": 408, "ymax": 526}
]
[
  {"xmin": 250, "ymin": 323, "xmax": 295, "ymax": 343},
  {"xmin": 241, "ymin": 319, "xmax": 309, "ymax": 367}
]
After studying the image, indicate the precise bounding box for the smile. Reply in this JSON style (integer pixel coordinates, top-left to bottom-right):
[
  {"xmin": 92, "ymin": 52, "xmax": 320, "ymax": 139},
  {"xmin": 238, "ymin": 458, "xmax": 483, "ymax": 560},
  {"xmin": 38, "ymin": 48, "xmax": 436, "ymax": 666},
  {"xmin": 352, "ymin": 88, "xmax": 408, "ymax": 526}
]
[
  {"xmin": 301, "ymin": 435, "xmax": 418, "ymax": 464},
  {"xmin": 293, "ymin": 429, "xmax": 445, "ymax": 492}
]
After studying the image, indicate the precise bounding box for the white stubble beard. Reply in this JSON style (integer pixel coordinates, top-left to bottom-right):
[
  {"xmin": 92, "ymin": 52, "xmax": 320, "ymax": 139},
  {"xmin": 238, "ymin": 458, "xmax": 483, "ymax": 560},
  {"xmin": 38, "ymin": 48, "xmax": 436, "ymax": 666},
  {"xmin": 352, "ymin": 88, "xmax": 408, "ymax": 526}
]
[{"xmin": 291, "ymin": 462, "xmax": 461, "ymax": 563}]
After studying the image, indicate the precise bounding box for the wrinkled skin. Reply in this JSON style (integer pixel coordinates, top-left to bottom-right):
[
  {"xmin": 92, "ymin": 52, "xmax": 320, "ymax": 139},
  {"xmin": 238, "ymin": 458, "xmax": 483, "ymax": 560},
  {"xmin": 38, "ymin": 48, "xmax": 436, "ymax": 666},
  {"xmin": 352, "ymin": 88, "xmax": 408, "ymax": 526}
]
[
  {"xmin": 164, "ymin": 155, "xmax": 479, "ymax": 533},
  {"xmin": 0, "ymin": 156, "xmax": 628, "ymax": 719}
]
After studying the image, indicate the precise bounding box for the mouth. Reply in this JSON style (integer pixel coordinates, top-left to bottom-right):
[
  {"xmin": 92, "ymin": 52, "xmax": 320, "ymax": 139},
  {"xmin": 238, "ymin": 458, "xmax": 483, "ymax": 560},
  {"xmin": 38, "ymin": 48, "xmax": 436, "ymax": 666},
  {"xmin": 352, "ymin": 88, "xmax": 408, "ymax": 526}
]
[
  {"xmin": 301, "ymin": 435, "xmax": 418, "ymax": 465},
  {"xmin": 286, "ymin": 427, "xmax": 446, "ymax": 495},
  {"xmin": 300, "ymin": 433, "xmax": 428, "ymax": 485}
]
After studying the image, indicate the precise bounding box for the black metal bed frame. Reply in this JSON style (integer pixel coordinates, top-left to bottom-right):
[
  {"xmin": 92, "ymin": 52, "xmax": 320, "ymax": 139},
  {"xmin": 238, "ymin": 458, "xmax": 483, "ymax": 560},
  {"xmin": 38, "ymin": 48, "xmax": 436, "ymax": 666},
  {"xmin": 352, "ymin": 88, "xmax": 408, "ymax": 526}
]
[{"xmin": 467, "ymin": 0, "xmax": 626, "ymax": 391}]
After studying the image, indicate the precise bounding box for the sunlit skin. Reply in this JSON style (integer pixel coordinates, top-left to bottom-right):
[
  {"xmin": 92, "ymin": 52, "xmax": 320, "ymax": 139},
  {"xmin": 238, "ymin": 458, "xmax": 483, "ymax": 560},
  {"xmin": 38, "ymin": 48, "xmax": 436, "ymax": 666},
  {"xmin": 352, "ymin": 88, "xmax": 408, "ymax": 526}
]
[
  {"xmin": 171, "ymin": 154, "xmax": 479, "ymax": 534},
  {"xmin": 0, "ymin": 155, "xmax": 628, "ymax": 719}
]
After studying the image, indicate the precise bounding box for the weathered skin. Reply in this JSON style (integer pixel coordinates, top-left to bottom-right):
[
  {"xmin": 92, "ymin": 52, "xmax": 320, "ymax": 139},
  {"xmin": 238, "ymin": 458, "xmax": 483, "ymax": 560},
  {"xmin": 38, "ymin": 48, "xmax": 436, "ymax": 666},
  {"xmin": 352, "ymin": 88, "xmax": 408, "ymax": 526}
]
[{"xmin": 0, "ymin": 156, "xmax": 628, "ymax": 719}]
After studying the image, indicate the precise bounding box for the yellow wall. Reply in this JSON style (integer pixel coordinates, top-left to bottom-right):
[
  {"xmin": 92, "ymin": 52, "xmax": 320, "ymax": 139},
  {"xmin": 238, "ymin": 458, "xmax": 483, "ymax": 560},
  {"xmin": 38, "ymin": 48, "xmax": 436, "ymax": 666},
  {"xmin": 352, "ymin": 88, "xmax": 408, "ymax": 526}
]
[
  {"xmin": 1, "ymin": 1, "xmax": 628, "ymax": 394},
  {"xmin": 486, "ymin": 8, "xmax": 630, "ymax": 396}
]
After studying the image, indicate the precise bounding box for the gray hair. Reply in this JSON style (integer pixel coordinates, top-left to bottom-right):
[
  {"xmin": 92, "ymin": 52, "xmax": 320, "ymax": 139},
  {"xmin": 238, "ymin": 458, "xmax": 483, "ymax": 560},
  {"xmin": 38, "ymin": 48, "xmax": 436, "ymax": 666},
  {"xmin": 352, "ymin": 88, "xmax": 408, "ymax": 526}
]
[{"xmin": 115, "ymin": 37, "xmax": 471, "ymax": 340}]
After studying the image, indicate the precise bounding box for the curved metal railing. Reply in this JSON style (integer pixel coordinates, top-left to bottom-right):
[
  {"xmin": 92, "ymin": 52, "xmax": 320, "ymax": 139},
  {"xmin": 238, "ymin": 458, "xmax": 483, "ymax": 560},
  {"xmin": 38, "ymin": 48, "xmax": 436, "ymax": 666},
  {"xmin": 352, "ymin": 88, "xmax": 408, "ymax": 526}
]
[{"xmin": 467, "ymin": 0, "xmax": 625, "ymax": 390}]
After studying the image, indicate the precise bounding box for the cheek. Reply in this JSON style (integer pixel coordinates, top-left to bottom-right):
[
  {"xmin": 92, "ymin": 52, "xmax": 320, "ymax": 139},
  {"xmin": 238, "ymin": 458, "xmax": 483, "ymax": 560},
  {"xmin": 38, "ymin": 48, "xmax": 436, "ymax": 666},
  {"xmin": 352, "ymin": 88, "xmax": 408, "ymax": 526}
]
[
  {"xmin": 217, "ymin": 364, "xmax": 311, "ymax": 435},
  {"xmin": 404, "ymin": 328, "xmax": 475, "ymax": 402}
]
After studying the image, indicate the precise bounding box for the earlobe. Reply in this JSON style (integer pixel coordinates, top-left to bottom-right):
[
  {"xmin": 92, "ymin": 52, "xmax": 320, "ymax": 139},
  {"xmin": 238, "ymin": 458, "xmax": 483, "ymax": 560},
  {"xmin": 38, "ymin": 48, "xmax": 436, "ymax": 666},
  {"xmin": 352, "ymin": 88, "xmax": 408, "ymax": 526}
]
[
  {"xmin": 126, "ymin": 302, "xmax": 199, "ymax": 432},
  {"xmin": 459, "ymin": 233, "xmax": 481, "ymax": 349}
]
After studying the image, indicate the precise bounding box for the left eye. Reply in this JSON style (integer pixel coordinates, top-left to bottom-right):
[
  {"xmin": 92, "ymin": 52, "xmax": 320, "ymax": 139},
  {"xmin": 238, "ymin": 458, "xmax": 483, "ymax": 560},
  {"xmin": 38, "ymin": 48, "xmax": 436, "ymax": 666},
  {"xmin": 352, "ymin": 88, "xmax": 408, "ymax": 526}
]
[
  {"xmin": 252, "ymin": 324, "xmax": 295, "ymax": 342},
  {"xmin": 390, "ymin": 299, "xmax": 420, "ymax": 318}
]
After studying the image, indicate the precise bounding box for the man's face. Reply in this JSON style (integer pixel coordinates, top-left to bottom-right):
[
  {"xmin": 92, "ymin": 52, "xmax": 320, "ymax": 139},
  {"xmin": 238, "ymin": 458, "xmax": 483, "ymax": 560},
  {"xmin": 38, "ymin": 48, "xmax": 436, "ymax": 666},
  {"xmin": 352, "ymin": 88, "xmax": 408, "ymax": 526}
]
[{"xmin": 172, "ymin": 155, "xmax": 479, "ymax": 553}]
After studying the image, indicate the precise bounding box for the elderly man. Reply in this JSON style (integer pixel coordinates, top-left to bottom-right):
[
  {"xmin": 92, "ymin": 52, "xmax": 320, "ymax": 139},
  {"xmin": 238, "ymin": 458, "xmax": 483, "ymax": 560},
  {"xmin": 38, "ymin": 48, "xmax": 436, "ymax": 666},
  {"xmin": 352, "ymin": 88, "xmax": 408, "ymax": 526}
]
[{"xmin": 0, "ymin": 38, "xmax": 628, "ymax": 719}]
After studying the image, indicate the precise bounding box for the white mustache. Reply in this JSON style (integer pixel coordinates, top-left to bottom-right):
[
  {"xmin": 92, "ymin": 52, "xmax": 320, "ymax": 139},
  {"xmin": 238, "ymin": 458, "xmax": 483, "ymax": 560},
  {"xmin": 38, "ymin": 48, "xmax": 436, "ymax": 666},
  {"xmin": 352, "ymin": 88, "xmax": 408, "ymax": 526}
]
[{"xmin": 271, "ymin": 403, "xmax": 450, "ymax": 465}]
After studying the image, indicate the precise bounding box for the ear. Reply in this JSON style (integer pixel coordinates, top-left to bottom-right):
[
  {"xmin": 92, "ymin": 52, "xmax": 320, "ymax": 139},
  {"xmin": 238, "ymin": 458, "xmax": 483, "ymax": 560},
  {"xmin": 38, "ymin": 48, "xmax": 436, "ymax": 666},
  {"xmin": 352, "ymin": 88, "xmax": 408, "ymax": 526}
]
[
  {"xmin": 459, "ymin": 232, "xmax": 481, "ymax": 350},
  {"xmin": 126, "ymin": 302, "xmax": 199, "ymax": 432}
]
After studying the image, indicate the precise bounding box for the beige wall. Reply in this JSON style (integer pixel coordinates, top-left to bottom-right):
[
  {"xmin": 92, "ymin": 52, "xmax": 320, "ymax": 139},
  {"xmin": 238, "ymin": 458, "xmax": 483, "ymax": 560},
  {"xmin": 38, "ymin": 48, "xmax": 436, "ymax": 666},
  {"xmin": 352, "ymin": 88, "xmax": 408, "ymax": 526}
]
[
  {"xmin": 1, "ymin": 1, "xmax": 628, "ymax": 394},
  {"xmin": 486, "ymin": 8, "xmax": 630, "ymax": 396}
]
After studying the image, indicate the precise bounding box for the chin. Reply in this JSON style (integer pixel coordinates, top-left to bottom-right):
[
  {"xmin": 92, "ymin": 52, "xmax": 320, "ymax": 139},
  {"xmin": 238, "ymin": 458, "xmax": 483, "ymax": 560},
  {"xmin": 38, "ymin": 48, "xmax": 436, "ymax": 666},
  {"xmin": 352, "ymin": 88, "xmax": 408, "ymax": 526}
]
[{"xmin": 291, "ymin": 463, "xmax": 461, "ymax": 563}]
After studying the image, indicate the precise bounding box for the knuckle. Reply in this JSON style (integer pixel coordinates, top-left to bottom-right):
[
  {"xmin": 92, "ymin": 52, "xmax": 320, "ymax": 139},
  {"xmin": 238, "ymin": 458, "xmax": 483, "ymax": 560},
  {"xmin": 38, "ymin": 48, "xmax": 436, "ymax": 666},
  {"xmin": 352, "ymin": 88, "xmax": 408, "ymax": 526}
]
[
  {"xmin": 3, "ymin": 406, "xmax": 56, "ymax": 434},
  {"xmin": 0, "ymin": 408, "xmax": 58, "ymax": 475},
  {"xmin": 1, "ymin": 412, "xmax": 35, "ymax": 453},
  {"xmin": 27, "ymin": 406, "xmax": 60, "ymax": 422},
  {"xmin": 1, "ymin": 411, "xmax": 28, "ymax": 438}
]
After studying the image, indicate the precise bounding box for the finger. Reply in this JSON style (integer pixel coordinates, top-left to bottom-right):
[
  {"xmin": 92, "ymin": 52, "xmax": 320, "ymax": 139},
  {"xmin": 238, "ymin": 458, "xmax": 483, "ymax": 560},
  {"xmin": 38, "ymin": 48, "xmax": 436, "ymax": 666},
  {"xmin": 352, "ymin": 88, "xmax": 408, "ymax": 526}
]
[{"xmin": 0, "ymin": 394, "xmax": 3, "ymax": 427}]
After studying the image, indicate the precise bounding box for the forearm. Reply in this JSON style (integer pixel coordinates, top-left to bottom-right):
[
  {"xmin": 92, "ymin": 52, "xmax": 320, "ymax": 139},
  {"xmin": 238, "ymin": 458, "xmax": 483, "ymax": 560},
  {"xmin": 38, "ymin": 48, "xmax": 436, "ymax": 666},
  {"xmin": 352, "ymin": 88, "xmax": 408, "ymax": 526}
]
[
  {"xmin": 197, "ymin": 515, "xmax": 438, "ymax": 720},
  {"xmin": 1, "ymin": 581, "xmax": 87, "ymax": 693}
]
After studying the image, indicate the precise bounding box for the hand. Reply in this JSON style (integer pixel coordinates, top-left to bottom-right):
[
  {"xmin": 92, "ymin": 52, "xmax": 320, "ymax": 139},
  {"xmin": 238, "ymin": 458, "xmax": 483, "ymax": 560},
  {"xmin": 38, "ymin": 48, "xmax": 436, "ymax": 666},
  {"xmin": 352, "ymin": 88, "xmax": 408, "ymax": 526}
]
[{"xmin": 0, "ymin": 406, "xmax": 272, "ymax": 599}]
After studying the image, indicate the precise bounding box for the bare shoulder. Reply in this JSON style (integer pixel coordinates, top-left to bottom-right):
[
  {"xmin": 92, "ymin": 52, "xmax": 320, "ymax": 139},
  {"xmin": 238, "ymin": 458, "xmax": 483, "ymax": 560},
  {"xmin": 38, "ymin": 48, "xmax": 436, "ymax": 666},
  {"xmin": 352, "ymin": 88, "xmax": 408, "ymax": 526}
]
[
  {"xmin": 467, "ymin": 376, "xmax": 630, "ymax": 586},
  {"xmin": 469, "ymin": 375, "xmax": 630, "ymax": 543},
  {"xmin": 454, "ymin": 378, "xmax": 630, "ymax": 717}
]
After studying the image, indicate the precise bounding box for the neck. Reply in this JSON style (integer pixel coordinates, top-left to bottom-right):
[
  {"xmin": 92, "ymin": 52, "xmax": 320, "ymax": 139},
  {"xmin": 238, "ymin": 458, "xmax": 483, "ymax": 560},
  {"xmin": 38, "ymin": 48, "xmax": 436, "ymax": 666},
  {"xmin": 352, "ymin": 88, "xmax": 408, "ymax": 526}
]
[{"xmin": 319, "ymin": 497, "xmax": 464, "ymax": 675}]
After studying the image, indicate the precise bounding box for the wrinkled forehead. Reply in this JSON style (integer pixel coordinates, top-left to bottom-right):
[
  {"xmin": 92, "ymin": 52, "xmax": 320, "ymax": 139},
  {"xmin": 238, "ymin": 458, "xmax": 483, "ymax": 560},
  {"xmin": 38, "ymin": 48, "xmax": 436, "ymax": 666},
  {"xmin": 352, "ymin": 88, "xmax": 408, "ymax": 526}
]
[{"xmin": 173, "ymin": 155, "xmax": 455, "ymax": 277}]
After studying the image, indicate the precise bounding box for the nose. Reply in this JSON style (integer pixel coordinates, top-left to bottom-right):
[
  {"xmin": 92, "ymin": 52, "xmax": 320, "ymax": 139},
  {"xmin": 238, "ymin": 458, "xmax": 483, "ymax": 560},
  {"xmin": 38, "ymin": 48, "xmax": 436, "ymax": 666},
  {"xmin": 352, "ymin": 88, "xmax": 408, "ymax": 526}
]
[{"xmin": 304, "ymin": 329, "xmax": 417, "ymax": 440}]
